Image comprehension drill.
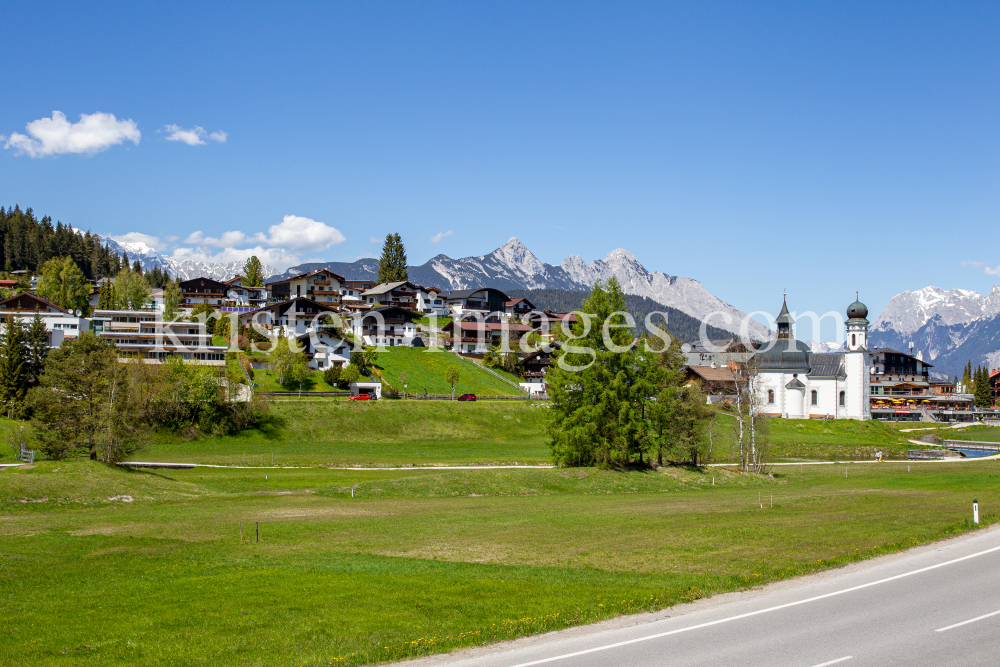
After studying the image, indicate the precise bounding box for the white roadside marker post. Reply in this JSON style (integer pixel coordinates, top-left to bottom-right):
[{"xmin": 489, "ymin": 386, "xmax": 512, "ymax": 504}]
[{"xmin": 974, "ymin": 499, "xmax": 979, "ymax": 525}]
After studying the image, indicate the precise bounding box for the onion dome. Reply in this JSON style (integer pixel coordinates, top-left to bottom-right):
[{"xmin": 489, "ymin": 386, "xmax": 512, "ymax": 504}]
[{"xmin": 847, "ymin": 293, "xmax": 868, "ymax": 320}]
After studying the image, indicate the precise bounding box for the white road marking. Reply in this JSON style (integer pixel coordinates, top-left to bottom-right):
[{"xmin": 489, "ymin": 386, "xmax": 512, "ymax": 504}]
[
  {"xmin": 935, "ymin": 608, "xmax": 1000, "ymax": 632},
  {"xmin": 809, "ymin": 658, "xmax": 852, "ymax": 667},
  {"xmin": 508, "ymin": 544, "xmax": 1000, "ymax": 667}
]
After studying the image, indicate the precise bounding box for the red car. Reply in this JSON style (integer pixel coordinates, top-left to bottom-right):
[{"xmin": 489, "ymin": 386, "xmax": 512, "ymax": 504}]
[
  {"xmin": 457, "ymin": 393, "xmax": 477, "ymax": 402},
  {"xmin": 349, "ymin": 394, "xmax": 373, "ymax": 401}
]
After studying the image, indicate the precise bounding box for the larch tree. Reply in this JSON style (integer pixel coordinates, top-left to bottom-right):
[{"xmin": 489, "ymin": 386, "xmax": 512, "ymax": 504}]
[{"xmin": 243, "ymin": 256, "xmax": 265, "ymax": 287}]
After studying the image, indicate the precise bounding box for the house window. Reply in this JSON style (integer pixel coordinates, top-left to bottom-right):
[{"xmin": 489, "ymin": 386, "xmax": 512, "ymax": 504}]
[
  {"xmin": 811, "ymin": 390, "xmax": 818, "ymax": 406},
  {"xmin": 839, "ymin": 391, "xmax": 845, "ymax": 407},
  {"xmin": 767, "ymin": 389, "xmax": 774, "ymax": 404}
]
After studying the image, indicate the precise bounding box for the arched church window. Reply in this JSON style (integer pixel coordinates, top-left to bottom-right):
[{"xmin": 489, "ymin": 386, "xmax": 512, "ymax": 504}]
[
  {"xmin": 767, "ymin": 389, "xmax": 774, "ymax": 404},
  {"xmin": 839, "ymin": 391, "xmax": 845, "ymax": 406},
  {"xmin": 811, "ymin": 390, "xmax": 818, "ymax": 406},
  {"xmin": 852, "ymin": 334, "xmax": 856, "ymax": 346}
]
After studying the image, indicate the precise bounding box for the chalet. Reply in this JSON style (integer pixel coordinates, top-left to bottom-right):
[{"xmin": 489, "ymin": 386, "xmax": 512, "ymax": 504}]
[
  {"xmin": 294, "ymin": 328, "xmax": 353, "ymax": 370},
  {"xmin": 341, "ymin": 280, "xmax": 375, "ymax": 303},
  {"xmin": 990, "ymin": 370, "xmax": 999, "ymax": 408},
  {"xmin": 223, "ymin": 275, "xmax": 268, "ymax": 310},
  {"xmin": 239, "ymin": 298, "xmax": 338, "ymax": 337},
  {"xmin": 443, "ymin": 319, "xmax": 533, "ymax": 354},
  {"xmin": 415, "ymin": 286, "xmax": 447, "ymax": 316},
  {"xmin": 683, "ymin": 365, "xmax": 739, "ymax": 404},
  {"xmin": 351, "ymin": 306, "xmax": 420, "ymax": 347},
  {"xmin": 268, "ymin": 268, "xmax": 344, "ymax": 305},
  {"xmin": 439, "ymin": 288, "xmax": 510, "ymax": 318},
  {"xmin": 520, "ymin": 341, "xmax": 560, "ymax": 395},
  {"xmin": 506, "ymin": 297, "xmax": 538, "ymax": 321},
  {"xmin": 179, "ymin": 277, "xmax": 229, "ymax": 308},
  {"xmin": 362, "ymin": 281, "xmax": 422, "ymax": 309},
  {"xmin": 525, "ymin": 310, "xmax": 579, "ymax": 335},
  {"xmin": 91, "ymin": 309, "xmax": 227, "ymax": 365},
  {"xmin": 0, "ymin": 292, "xmax": 90, "ymax": 346}
]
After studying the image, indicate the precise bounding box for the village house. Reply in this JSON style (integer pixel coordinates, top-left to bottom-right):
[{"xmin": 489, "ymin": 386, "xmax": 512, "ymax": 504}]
[
  {"xmin": 91, "ymin": 309, "xmax": 227, "ymax": 365},
  {"xmin": 505, "ymin": 297, "xmax": 538, "ymax": 322},
  {"xmin": 239, "ymin": 297, "xmax": 339, "ymax": 337},
  {"xmin": 520, "ymin": 341, "xmax": 560, "ymax": 395},
  {"xmin": 223, "ymin": 275, "xmax": 267, "ymax": 310},
  {"xmin": 179, "ymin": 277, "xmax": 229, "ymax": 310},
  {"xmin": 0, "ymin": 292, "xmax": 90, "ymax": 347},
  {"xmin": 351, "ymin": 305, "xmax": 420, "ymax": 347},
  {"xmin": 340, "ymin": 279, "xmax": 375, "ymax": 304},
  {"xmin": 439, "ymin": 288, "xmax": 510, "ymax": 319},
  {"xmin": 361, "ymin": 281, "xmax": 422, "ymax": 309},
  {"xmin": 442, "ymin": 319, "xmax": 534, "ymax": 354},
  {"xmin": 268, "ymin": 268, "xmax": 344, "ymax": 305}
]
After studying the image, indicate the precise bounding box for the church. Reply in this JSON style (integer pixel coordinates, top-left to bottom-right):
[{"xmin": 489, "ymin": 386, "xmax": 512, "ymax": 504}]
[{"xmin": 753, "ymin": 295, "xmax": 871, "ymax": 420}]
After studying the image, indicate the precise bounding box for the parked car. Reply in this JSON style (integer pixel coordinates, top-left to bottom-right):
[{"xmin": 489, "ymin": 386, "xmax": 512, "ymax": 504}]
[
  {"xmin": 457, "ymin": 393, "xmax": 477, "ymax": 402},
  {"xmin": 349, "ymin": 394, "xmax": 373, "ymax": 401}
]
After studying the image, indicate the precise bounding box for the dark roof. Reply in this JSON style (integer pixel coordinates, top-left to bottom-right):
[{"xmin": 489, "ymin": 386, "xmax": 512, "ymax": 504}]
[
  {"xmin": 273, "ymin": 268, "xmax": 346, "ymax": 284},
  {"xmin": 440, "ymin": 287, "xmax": 510, "ymax": 301},
  {"xmin": 808, "ymin": 353, "xmax": 846, "ymax": 377},
  {"xmin": 359, "ymin": 305, "xmax": 421, "ymax": 321},
  {"xmin": 362, "ymin": 281, "xmax": 418, "ymax": 296},
  {"xmin": 0, "ymin": 292, "xmax": 69, "ymax": 314},
  {"xmin": 752, "ymin": 338, "xmax": 811, "ymax": 370},
  {"xmin": 179, "ymin": 277, "xmax": 229, "ymax": 291},
  {"xmin": 775, "ymin": 296, "xmax": 794, "ymax": 325},
  {"xmin": 870, "ymin": 347, "xmax": 933, "ymax": 368},
  {"xmin": 685, "ymin": 365, "xmax": 738, "ymax": 384},
  {"xmin": 240, "ymin": 297, "xmax": 338, "ymax": 318}
]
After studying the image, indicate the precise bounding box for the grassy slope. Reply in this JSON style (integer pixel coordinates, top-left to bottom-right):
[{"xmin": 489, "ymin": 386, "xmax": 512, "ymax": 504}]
[
  {"xmin": 141, "ymin": 401, "xmax": 553, "ymax": 465},
  {"xmin": 373, "ymin": 346, "xmax": 521, "ymax": 396},
  {"xmin": 3, "ymin": 460, "xmax": 998, "ymax": 666}
]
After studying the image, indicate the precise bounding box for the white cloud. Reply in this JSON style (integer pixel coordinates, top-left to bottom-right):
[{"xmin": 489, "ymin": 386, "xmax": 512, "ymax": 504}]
[
  {"xmin": 963, "ymin": 260, "xmax": 1000, "ymax": 276},
  {"xmin": 110, "ymin": 232, "xmax": 170, "ymax": 252},
  {"xmin": 265, "ymin": 215, "xmax": 346, "ymax": 250},
  {"xmin": 183, "ymin": 230, "xmax": 252, "ymax": 247},
  {"xmin": 370, "ymin": 236, "xmax": 380, "ymax": 243},
  {"xmin": 163, "ymin": 125, "xmax": 227, "ymax": 146},
  {"xmin": 2, "ymin": 111, "xmax": 140, "ymax": 157},
  {"xmin": 431, "ymin": 230, "xmax": 453, "ymax": 243}
]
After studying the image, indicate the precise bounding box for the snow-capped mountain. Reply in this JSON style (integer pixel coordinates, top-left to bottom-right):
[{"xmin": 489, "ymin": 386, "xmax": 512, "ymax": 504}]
[
  {"xmin": 870, "ymin": 285, "xmax": 1000, "ymax": 377},
  {"xmin": 871, "ymin": 286, "xmax": 1000, "ymax": 337},
  {"xmin": 99, "ymin": 236, "xmax": 275, "ymax": 281},
  {"xmin": 273, "ymin": 237, "xmax": 769, "ymax": 338}
]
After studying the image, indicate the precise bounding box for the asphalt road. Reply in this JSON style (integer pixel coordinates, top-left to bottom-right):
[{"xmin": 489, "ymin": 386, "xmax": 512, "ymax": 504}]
[{"xmin": 410, "ymin": 525, "xmax": 1000, "ymax": 667}]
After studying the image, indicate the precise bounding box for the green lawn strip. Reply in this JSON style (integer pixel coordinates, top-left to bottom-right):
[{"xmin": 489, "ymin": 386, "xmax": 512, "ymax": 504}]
[
  {"xmin": 705, "ymin": 412, "xmax": 918, "ymax": 462},
  {"xmin": 3, "ymin": 461, "xmax": 999, "ymax": 666},
  {"xmin": 141, "ymin": 401, "xmax": 552, "ymax": 466},
  {"xmin": 251, "ymin": 368, "xmax": 341, "ymax": 392},
  {"xmin": 373, "ymin": 347, "xmax": 520, "ymax": 396},
  {"xmin": 928, "ymin": 425, "xmax": 1000, "ymax": 442}
]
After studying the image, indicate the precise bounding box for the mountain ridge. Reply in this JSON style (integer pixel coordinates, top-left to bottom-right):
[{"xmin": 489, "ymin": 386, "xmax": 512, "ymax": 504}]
[{"xmin": 269, "ymin": 237, "xmax": 768, "ymax": 337}]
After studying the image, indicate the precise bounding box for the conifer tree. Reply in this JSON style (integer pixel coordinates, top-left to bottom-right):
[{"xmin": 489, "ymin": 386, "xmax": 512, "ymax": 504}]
[
  {"xmin": 377, "ymin": 233, "xmax": 408, "ymax": 284},
  {"xmin": 164, "ymin": 279, "xmax": 180, "ymax": 320},
  {"xmin": 132, "ymin": 260, "xmax": 142, "ymax": 274},
  {"xmin": 0, "ymin": 316, "xmax": 28, "ymax": 417},
  {"xmin": 25, "ymin": 313, "xmax": 49, "ymax": 385},
  {"xmin": 962, "ymin": 362, "xmax": 972, "ymax": 392},
  {"xmin": 975, "ymin": 365, "xmax": 991, "ymax": 408},
  {"xmin": 97, "ymin": 280, "xmax": 114, "ymax": 310}
]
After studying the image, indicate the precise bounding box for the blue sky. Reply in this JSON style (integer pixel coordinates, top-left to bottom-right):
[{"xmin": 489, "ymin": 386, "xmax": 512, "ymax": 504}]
[{"xmin": 2, "ymin": 1, "xmax": 998, "ymax": 340}]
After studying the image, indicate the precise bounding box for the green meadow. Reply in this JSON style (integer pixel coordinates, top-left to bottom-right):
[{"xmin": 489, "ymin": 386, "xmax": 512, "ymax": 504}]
[{"xmin": 3, "ymin": 459, "xmax": 998, "ymax": 667}]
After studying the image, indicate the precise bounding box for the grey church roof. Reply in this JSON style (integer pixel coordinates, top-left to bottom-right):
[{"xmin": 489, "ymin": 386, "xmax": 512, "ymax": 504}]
[
  {"xmin": 753, "ymin": 337, "xmax": 812, "ymax": 370},
  {"xmin": 785, "ymin": 376, "xmax": 806, "ymax": 389},
  {"xmin": 808, "ymin": 353, "xmax": 847, "ymax": 377}
]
